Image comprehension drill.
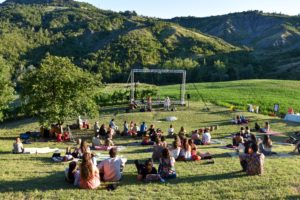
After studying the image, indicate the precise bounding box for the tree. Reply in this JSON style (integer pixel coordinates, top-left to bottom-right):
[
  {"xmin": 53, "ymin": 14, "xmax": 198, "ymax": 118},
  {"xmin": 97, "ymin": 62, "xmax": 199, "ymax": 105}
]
[
  {"xmin": 0, "ymin": 56, "xmax": 14, "ymax": 121},
  {"xmin": 20, "ymin": 55, "xmax": 100, "ymax": 126}
]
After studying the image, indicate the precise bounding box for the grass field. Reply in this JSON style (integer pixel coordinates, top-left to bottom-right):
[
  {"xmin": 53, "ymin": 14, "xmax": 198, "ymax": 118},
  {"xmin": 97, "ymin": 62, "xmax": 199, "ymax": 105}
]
[
  {"xmin": 0, "ymin": 102, "xmax": 299, "ymax": 199},
  {"xmin": 158, "ymin": 79, "xmax": 300, "ymax": 116}
]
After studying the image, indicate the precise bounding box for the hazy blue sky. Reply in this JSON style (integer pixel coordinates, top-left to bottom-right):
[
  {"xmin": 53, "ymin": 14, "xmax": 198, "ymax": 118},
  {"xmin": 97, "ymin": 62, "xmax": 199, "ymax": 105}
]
[
  {"xmin": 0, "ymin": 0, "xmax": 299, "ymax": 18},
  {"xmin": 77, "ymin": 0, "xmax": 300, "ymax": 18}
]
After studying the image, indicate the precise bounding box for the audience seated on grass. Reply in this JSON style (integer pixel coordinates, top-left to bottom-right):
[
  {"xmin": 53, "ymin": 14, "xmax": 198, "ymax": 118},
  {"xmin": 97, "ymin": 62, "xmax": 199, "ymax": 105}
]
[
  {"xmin": 169, "ymin": 141, "xmax": 181, "ymax": 160},
  {"xmin": 99, "ymin": 124, "xmax": 107, "ymax": 136},
  {"xmin": 202, "ymin": 128, "xmax": 211, "ymax": 145},
  {"xmin": 152, "ymin": 138, "xmax": 163, "ymax": 162},
  {"xmin": 80, "ymin": 153, "xmax": 100, "ymax": 189},
  {"xmin": 191, "ymin": 129, "xmax": 201, "ymax": 145},
  {"xmin": 161, "ymin": 136, "xmax": 168, "ymax": 148},
  {"xmin": 178, "ymin": 126, "xmax": 186, "ymax": 137},
  {"xmin": 94, "ymin": 138, "xmax": 114, "ymax": 151},
  {"xmin": 239, "ymin": 142, "xmax": 265, "ymax": 176},
  {"xmin": 52, "ymin": 147, "xmax": 74, "ymax": 162},
  {"xmin": 107, "ymin": 125, "xmax": 115, "ymax": 140},
  {"xmin": 92, "ymin": 135, "xmax": 102, "ymax": 149},
  {"xmin": 141, "ymin": 134, "xmax": 154, "ymax": 145},
  {"xmin": 97, "ymin": 148, "xmax": 127, "ymax": 182},
  {"xmin": 260, "ymin": 122, "xmax": 270, "ymax": 133},
  {"xmin": 109, "ymin": 118, "xmax": 118, "ymax": 130},
  {"xmin": 232, "ymin": 133, "xmax": 244, "ymax": 147},
  {"xmin": 189, "ymin": 139, "xmax": 213, "ymax": 161},
  {"xmin": 167, "ymin": 124, "xmax": 174, "ymax": 138},
  {"xmin": 123, "ymin": 121, "xmax": 129, "ymax": 136},
  {"xmin": 159, "ymin": 148, "xmax": 176, "ymax": 179},
  {"xmin": 94, "ymin": 121, "xmax": 100, "ymax": 136},
  {"xmin": 12, "ymin": 137, "xmax": 24, "ymax": 154},
  {"xmin": 232, "ymin": 115, "xmax": 248, "ymax": 124},
  {"xmin": 129, "ymin": 123, "xmax": 139, "ymax": 136},
  {"xmin": 135, "ymin": 159, "xmax": 165, "ymax": 182},
  {"xmin": 147, "ymin": 124, "xmax": 156, "ymax": 141},
  {"xmin": 177, "ymin": 138, "xmax": 192, "ymax": 161},
  {"xmin": 259, "ymin": 135, "xmax": 277, "ymax": 156},
  {"xmin": 65, "ymin": 161, "xmax": 80, "ymax": 186},
  {"xmin": 139, "ymin": 122, "xmax": 147, "ymax": 136}
]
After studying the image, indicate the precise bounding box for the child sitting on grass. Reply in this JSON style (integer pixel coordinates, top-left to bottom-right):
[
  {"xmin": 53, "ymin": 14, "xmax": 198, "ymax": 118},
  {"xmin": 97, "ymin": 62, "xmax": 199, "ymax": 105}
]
[
  {"xmin": 12, "ymin": 137, "xmax": 24, "ymax": 154},
  {"xmin": 65, "ymin": 161, "xmax": 80, "ymax": 186},
  {"xmin": 135, "ymin": 159, "xmax": 165, "ymax": 182}
]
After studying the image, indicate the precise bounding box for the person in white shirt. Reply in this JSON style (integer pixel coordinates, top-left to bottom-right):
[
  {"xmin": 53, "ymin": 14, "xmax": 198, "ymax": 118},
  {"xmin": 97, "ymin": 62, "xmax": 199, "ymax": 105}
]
[
  {"xmin": 97, "ymin": 148, "xmax": 127, "ymax": 182},
  {"xmin": 202, "ymin": 128, "xmax": 211, "ymax": 145},
  {"xmin": 167, "ymin": 124, "xmax": 174, "ymax": 137},
  {"xmin": 94, "ymin": 121, "xmax": 100, "ymax": 136},
  {"xmin": 13, "ymin": 137, "xmax": 24, "ymax": 154}
]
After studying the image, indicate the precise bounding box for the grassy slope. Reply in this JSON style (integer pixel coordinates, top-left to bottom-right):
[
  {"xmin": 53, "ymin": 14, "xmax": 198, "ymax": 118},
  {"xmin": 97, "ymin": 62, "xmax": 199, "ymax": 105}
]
[
  {"xmin": 0, "ymin": 102, "xmax": 299, "ymax": 199},
  {"xmin": 159, "ymin": 79, "xmax": 300, "ymax": 115}
]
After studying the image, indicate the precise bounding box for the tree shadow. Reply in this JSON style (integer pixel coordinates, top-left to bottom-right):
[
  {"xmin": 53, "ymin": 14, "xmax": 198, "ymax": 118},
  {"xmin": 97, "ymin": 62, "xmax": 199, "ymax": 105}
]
[
  {"xmin": 0, "ymin": 172, "xmax": 73, "ymax": 193},
  {"xmin": 0, "ymin": 118, "xmax": 38, "ymax": 130}
]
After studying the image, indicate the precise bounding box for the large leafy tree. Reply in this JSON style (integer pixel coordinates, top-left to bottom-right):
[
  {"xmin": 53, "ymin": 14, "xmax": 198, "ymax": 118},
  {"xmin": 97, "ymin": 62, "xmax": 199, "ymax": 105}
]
[
  {"xmin": 20, "ymin": 55, "xmax": 100, "ymax": 125},
  {"xmin": 0, "ymin": 56, "xmax": 14, "ymax": 121}
]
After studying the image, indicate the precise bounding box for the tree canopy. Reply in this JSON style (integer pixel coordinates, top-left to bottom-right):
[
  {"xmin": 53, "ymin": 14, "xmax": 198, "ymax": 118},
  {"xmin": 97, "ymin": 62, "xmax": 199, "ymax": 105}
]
[
  {"xmin": 0, "ymin": 56, "xmax": 14, "ymax": 121},
  {"xmin": 20, "ymin": 55, "xmax": 100, "ymax": 125}
]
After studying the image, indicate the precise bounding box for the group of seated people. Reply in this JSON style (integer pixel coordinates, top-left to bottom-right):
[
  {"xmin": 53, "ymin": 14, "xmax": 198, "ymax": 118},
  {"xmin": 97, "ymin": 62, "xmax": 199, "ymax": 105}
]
[
  {"xmin": 254, "ymin": 122, "xmax": 270, "ymax": 133},
  {"xmin": 151, "ymin": 131, "xmax": 213, "ymax": 162},
  {"xmin": 65, "ymin": 148, "xmax": 126, "ymax": 189},
  {"xmin": 232, "ymin": 115, "xmax": 248, "ymax": 124},
  {"xmin": 232, "ymin": 125, "xmax": 277, "ymax": 156}
]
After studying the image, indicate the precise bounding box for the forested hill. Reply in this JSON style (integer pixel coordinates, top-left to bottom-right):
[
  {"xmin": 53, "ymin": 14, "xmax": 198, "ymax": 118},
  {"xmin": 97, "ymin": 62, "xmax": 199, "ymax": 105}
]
[
  {"xmin": 1, "ymin": 1, "xmax": 300, "ymax": 83},
  {"xmin": 171, "ymin": 11, "xmax": 300, "ymax": 79}
]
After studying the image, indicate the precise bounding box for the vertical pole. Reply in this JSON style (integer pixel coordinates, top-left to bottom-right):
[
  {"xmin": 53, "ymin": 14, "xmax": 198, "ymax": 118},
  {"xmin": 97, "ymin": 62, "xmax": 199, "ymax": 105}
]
[
  {"xmin": 131, "ymin": 70, "xmax": 134, "ymax": 101},
  {"xmin": 181, "ymin": 71, "xmax": 186, "ymax": 105}
]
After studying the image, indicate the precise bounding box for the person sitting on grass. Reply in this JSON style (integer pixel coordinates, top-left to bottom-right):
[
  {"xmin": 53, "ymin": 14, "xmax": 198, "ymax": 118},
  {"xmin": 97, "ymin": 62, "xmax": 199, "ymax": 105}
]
[
  {"xmin": 139, "ymin": 122, "xmax": 147, "ymax": 137},
  {"xmin": 178, "ymin": 126, "xmax": 186, "ymax": 137},
  {"xmin": 135, "ymin": 159, "xmax": 165, "ymax": 182},
  {"xmin": 177, "ymin": 138, "xmax": 191, "ymax": 161},
  {"xmin": 80, "ymin": 153, "xmax": 100, "ymax": 189},
  {"xmin": 239, "ymin": 142, "xmax": 265, "ymax": 176},
  {"xmin": 191, "ymin": 130, "xmax": 201, "ymax": 145},
  {"xmin": 189, "ymin": 139, "xmax": 213, "ymax": 161},
  {"xmin": 99, "ymin": 124, "xmax": 107, "ymax": 137},
  {"xmin": 167, "ymin": 124, "xmax": 174, "ymax": 138},
  {"xmin": 97, "ymin": 148, "xmax": 127, "ymax": 182},
  {"xmin": 260, "ymin": 122, "xmax": 270, "ymax": 133},
  {"xmin": 107, "ymin": 125, "xmax": 115, "ymax": 140},
  {"xmin": 259, "ymin": 135, "xmax": 277, "ymax": 156},
  {"xmin": 141, "ymin": 134, "xmax": 154, "ymax": 145},
  {"xmin": 92, "ymin": 135, "xmax": 102, "ymax": 149},
  {"xmin": 232, "ymin": 133, "xmax": 244, "ymax": 147},
  {"xmin": 131, "ymin": 123, "xmax": 140, "ymax": 136},
  {"xmin": 244, "ymin": 126, "xmax": 251, "ymax": 139},
  {"xmin": 169, "ymin": 141, "xmax": 181, "ymax": 160},
  {"xmin": 65, "ymin": 161, "xmax": 80, "ymax": 186},
  {"xmin": 161, "ymin": 136, "xmax": 168, "ymax": 148},
  {"xmin": 159, "ymin": 148, "xmax": 176, "ymax": 179},
  {"xmin": 152, "ymin": 137, "xmax": 163, "ymax": 162},
  {"xmin": 202, "ymin": 128, "xmax": 211, "ymax": 145},
  {"xmin": 123, "ymin": 121, "xmax": 129, "ymax": 136},
  {"xmin": 12, "ymin": 137, "xmax": 24, "ymax": 154}
]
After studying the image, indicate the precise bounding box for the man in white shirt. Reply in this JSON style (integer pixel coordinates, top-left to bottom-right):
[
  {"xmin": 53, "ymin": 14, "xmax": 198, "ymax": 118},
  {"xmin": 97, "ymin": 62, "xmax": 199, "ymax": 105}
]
[{"xmin": 97, "ymin": 148, "xmax": 127, "ymax": 182}]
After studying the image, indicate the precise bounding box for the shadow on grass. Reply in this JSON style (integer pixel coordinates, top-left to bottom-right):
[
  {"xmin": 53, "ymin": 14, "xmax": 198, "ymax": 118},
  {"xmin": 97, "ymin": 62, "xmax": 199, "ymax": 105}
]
[
  {"xmin": 0, "ymin": 172, "xmax": 74, "ymax": 192},
  {"xmin": 170, "ymin": 170, "xmax": 246, "ymax": 184},
  {"xmin": 0, "ymin": 118, "xmax": 37, "ymax": 130}
]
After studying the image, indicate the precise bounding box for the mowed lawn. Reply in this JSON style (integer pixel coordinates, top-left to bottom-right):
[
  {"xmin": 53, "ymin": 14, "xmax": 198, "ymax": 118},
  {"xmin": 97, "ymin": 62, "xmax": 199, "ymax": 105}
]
[{"xmin": 0, "ymin": 102, "xmax": 299, "ymax": 199}]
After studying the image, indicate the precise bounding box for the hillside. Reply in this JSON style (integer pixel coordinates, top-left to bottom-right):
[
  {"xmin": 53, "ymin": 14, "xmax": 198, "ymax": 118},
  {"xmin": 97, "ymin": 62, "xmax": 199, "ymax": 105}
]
[
  {"xmin": 0, "ymin": 0, "xmax": 246, "ymax": 83},
  {"xmin": 171, "ymin": 11, "xmax": 300, "ymax": 77}
]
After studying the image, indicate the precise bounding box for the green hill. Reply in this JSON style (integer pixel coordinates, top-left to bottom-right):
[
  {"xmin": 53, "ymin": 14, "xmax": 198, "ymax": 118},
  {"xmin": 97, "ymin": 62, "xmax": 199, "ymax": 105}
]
[
  {"xmin": 170, "ymin": 11, "xmax": 300, "ymax": 78},
  {"xmin": 0, "ymin": 0, "xmax": 245, "ymax": 83}
]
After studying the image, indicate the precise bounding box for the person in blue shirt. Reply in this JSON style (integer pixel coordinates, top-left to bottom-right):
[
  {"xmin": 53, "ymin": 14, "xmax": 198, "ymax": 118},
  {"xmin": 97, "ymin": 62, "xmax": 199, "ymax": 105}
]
[{"xmin": 139, "ymin": 122, "xmax": 147, "ymax": 136}]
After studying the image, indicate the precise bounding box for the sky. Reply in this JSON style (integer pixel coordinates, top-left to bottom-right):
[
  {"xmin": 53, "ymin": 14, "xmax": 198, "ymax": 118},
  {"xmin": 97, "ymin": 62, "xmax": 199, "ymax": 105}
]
[
  {"xmin": 0, "ymin": 0, "xmax": 299, "ymax": 18},
  {"xmin": 77, "ymin": 0, "xmax": 300, "ymax": 18}
]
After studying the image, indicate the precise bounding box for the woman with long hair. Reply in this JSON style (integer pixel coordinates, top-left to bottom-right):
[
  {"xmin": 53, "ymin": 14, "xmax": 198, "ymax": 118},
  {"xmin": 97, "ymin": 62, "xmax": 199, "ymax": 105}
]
[
  {"xmin": 259, "ymin": 135, "xmax": 276, "ymax": 156},
  {"xmin": 159, "ymin": 148, "xmax": 176, "ymax": 179},
  {"xmin": 79, "ymin": 153, "xmax": 100, "ymax": 189}
]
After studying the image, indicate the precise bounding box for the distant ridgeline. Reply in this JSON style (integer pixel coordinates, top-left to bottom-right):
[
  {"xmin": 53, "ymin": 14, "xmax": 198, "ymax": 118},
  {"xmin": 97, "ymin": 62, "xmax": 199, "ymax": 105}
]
[
  {"xmin": 0, "ymin": 0, "xmax": 300, "ymax": 83},
  {"xmin": 3, "ymin": 0, "xmax": 76, "ymax": 5}
]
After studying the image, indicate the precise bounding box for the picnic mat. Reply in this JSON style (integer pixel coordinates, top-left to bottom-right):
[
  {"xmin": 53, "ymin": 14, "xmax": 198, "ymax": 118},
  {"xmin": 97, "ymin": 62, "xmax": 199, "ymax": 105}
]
[{"xmin": 24, "ymin": 147, "xmax": 61, "ymax": 154}]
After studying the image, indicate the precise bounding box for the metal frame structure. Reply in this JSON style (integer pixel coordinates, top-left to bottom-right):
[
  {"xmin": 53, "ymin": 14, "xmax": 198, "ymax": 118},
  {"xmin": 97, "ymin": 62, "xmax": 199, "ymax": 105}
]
[{"xmin": 129, "ymin": 69, "xmax": 186, "ymax": 105}]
